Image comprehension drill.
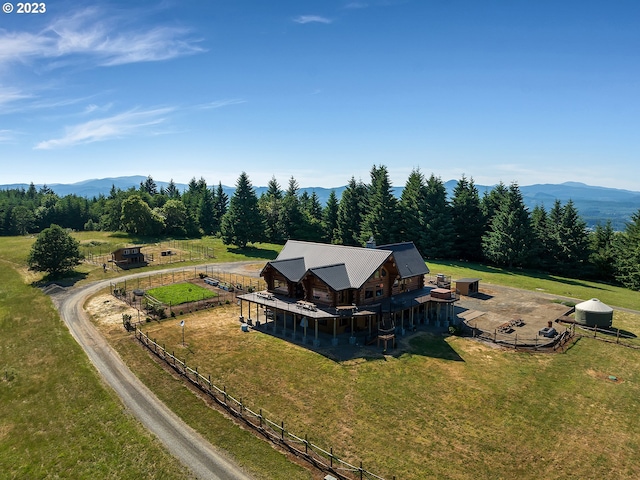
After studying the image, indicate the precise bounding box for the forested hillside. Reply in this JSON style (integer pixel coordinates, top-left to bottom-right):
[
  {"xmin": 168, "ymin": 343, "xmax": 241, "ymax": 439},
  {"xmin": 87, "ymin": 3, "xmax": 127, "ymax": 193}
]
[{"xmin": 2, "ymin": 166, "xmax": 639, "ymax": 290}]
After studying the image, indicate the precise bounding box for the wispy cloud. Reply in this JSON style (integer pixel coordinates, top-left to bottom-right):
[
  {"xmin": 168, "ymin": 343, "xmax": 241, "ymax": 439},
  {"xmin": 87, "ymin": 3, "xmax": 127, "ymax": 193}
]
[
  {"xmin": 0, "ymin": 7, "xmax": 204, "ymax": 68},
  {"xmin": 344, "ymin": 2, "xmax": 369, "ymax": 9},
  {"xmin": 198, "ymin": 99, "xmax": 247, "ymax": 110},
  {"xmin": 0, "ymin": 87, "xmax": 32, "ymax": 108},
  {"xmin": 0, "ymin": 129, "xmax": 17, "ymax": 143},
  {"xmin": 293, "ymin": 15, "xmax": 333, "ymax": 24},
  {"xmin": 35, "ymin": 107, "xmax": 173, "ymax": 149}
]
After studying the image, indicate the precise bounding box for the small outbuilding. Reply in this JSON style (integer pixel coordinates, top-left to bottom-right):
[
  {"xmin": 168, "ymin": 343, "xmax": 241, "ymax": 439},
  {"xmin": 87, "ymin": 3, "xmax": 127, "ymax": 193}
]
[
  {"xmin": 455, "ymin": 278, "xmax": 481, "ymax": 296},
  {"xmin": 574, "ymin": 298, "xmax": 613, "ymax": 328}
]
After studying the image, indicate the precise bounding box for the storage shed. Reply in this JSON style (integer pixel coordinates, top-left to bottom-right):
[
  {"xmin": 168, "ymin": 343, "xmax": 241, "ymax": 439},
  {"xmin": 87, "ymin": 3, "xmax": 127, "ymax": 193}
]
[
  {"xmin": 575, "ymin": 298, "xmax": 613, "ymax": 328},
  {"xmin": 455, "ymin": 278, "xmax": 481, "ymax": 296}
]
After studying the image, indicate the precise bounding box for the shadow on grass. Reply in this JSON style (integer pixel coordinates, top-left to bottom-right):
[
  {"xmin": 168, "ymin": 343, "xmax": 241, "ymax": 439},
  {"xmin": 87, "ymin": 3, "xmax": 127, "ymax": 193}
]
[
  {"xmin": 33, "ymin": 270, "xmax": 89, "ymax": 289},
  {"xmin": 407, "ymin": 333, "xmax": 464, "ymax": 361},
  {"xmin": 228, "ymin": 246, "xmax": 279, "ymax": 260},
  {"xmin": 435, "ymin": 259, "xmax": 609, "ymax": 291}
]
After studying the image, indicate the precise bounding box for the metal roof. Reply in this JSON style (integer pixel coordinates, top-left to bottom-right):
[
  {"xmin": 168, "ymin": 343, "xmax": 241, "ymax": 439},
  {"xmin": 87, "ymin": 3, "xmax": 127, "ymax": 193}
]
[
  {"xmin": 576, "ymin": 298, "xmax": 613, "ymax": 313},
  {"xmin": 275, "ymin": 240, "xmax": 392, "ymax": 289},
  {"xmin": 376, "ymin": 242, "xmax": 430, "ymax": 278},
  {"xmin": 308, "ymin": 263, "xmax": 352, "ymax": 291},
  {"xmin": 267, "ymin": 257, "xmax": 307, "ymax": 282}
]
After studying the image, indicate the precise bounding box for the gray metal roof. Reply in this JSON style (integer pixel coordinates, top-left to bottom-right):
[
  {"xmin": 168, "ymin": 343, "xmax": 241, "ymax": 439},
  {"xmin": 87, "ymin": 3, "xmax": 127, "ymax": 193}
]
[
  {"xmin": 267, "ymin": 257, "xmax": 307, "ymax": 282},
  {"xmin": 308, "ymin": 263, "xmax": 352, "ymax": 291},
  {"xmin": 377, "ymin": 242, "xmax": 430, "ymax": 278},
  {"xmin": 275, "ymin": 240, "xmax": 392, "ymax": 289}
]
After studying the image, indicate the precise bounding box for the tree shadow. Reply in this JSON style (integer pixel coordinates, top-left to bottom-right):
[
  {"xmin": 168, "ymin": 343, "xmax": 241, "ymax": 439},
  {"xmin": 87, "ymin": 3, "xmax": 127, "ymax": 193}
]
[
  {"xmin": 33, "ymin": 270, "xmax": 89, "ymax": 289},
  {"xmin": 228, "ymin": 246, "xmax": 279, "ymax": 260}
]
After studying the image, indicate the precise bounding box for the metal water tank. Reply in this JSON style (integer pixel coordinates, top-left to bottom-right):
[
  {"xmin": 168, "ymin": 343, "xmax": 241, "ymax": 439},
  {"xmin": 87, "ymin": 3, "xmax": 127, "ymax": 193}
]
[{"xmin": 575, "ymin": 298, "xmax": 613, "ymax": 328}]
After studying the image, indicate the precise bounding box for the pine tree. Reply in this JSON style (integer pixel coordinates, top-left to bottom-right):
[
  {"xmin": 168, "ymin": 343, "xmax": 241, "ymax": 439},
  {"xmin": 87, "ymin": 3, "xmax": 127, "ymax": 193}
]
[
  {"xmin": 165, "ymin": 179, "xmax": 181, "ymax": 199},
  {"xmin": 336, "ymin": 177, "xmax": 366, "ymax": 246},
  {"xmin": 481, "ymin": 182, "xmax": 508, "ymax": 231},
  {"xmin": 451, "ymin": 175, "xmax": 484, "ymax": 260},
  {"xmin": 282, "ymin": 177, "xmax": 304, "ymax": 240},
  {"xmin": 399, "ymin": 169, "xmax": 427, "ymax": 252},
  {"xmin": 530, "ymin": 205, "xmax": 552, "ymax": 270},
  {"xmin": 323, "ymin": 190, "xmax": 339, "ymax": 243},
  {"xmin": 258, "ymin": 177, "xmax": 285, "ymax": 243},
  {"xmin": 212, "ymin": 182, "xmax": 228, "ymax": 234},
  {"xmin": 220, "ymin": 172, "xmax": 262, "ymax": 248},
  {"xmin": 423, "ymin": 174, "xmax": 454, "ymax": 259},
  {"xmin": 361, "ymin": 165, "xmax": 399, "ymax": 245},
  {"xmin": 615, "ymin": 210, "xmax": 640, "ymax": 290},
  {"xmin": 198, "ymin": 188, "xmax": 217, "ymax": 235},
  {"xmin": 589, "ymin": 220, "xmax": 617, "ymax": 281},
  {"xmin": 482, "ymin": 182, "xmax": 532, "ymax": 267}
]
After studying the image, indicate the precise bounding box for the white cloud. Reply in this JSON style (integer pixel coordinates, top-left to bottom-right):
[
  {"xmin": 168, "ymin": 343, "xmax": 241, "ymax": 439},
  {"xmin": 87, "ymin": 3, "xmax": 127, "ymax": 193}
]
[
  {"xmin": 0, "ymin": 87, "xmax": 32, "ymax": 108},
  {"xmin": 344, "ymin": 2, "xmax": 369, "ymax": 9},
  {"xmin": 35, "ymin": 107, "xmax": 174, "ymax": 149},
  {"xmin": 0, "ymin": 7, "xmax": 204, "ymax": 68},
  {"xmin": 198, "ymin": 99, "xmax": 247, "ymax": 110},
  {"xmin": 293, "ymin": 15, "xmax": 333, "ymax": 24},
  {"xmin": 0, "ymin": 129, "xmax": 17, "ymax": 142}
]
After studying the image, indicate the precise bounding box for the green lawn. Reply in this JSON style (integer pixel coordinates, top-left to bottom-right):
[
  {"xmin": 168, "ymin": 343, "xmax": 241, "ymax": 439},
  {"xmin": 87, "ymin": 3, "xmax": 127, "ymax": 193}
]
[
  {"xmin": 0, "ymin": 260, "xmax": 191, "ymax": 479},
  {"xmin": 146, "ymin": 282, "xmax": 218, "ymax": 305},
  {"xmin": 137, "ymin": 305, "xmax": 640, "ymax": 480}
]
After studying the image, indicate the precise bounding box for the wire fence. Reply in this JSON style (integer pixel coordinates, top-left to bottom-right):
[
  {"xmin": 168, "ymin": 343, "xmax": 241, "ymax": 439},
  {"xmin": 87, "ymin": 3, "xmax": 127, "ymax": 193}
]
[{"xmin": 135, "ymin": 328, "xmax": 391, "ymax": 480}]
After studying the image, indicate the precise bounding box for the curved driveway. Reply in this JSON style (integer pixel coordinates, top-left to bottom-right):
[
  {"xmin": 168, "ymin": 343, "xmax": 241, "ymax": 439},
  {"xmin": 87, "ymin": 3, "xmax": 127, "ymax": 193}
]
[{"xmin": 54, "ymin": 263, "xmax": 256, "ymax": 480}]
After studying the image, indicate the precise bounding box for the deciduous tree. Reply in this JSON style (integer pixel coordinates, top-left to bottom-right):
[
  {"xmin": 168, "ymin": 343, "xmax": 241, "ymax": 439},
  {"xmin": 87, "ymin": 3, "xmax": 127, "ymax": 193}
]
[{"xmin": 27, "ymin": 224, "xmax": 83, "ymax": 277}]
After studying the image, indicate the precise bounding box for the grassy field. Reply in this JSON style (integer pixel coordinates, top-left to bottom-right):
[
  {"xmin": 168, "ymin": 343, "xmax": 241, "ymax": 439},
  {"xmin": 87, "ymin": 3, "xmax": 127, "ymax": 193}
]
[
  {"xmin": 0, "ymin": 260, "xmax": 193, "ymax": 479},
  {"xmin": 0, "ymin": 233, "xmax": 309, "ymax": 479},
  {"xmin": 146, "ymin": 282, "xmax": 219, "ymax": 305},
  {"xmin": 131, "ymin": 304, "xmax": 640, "ymax": 480},
  {"xmin": 5, "ymin": 230, "xmax": 640, "ymax": 479}
]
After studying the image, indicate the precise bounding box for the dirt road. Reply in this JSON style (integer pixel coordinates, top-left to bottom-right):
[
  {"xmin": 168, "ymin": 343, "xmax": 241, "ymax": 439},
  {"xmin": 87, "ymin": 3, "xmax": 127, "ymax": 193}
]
[{"xmin": 52, "ymin": 263, "xmax": 258, "ymax": 480}]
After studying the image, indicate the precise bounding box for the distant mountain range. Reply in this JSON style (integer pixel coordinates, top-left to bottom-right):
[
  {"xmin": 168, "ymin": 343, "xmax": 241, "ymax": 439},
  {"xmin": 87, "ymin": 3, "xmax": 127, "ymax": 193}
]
[{"xmin": 3, "ymin": 176, "xmax": 639, "ymax": 230}]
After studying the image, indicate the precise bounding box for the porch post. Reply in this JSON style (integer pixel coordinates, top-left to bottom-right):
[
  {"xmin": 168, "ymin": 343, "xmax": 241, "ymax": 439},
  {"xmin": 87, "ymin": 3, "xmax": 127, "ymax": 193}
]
[
  {"xmin": 401, "ymin": 309, "xmax": 405, "ymax": 335},
  {"xmin": 314, "ymin": 318, "xmax": 320, "ymax": 347},
  {"xmin": 332, "ymin": 318, "xmax": 338, "ymax": 346},
  {"xmin": 349, "ymin": 316, "xmax": 356, "ymax": 345},
  {"xmin": 293, "ymin": 313, "xmax": 297, "ymax": 339}
]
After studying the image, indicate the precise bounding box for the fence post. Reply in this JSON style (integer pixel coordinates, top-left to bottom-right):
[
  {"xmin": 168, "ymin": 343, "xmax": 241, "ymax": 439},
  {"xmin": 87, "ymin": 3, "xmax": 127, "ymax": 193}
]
[
  {"xmin": 224, "ymin": 386, "xmax": 227, "ymax": 405},
  {"xmin": 330, "ymin": 447, "xmax": 333, "ymax": 468},
  {"xmin": 360, "ymin": 461, "xmax": 363, "ymax": 480},
  {"xmin": 305, "ymin": 434, "xmax": 308, "ymax": 454},
  {"xmin": 617, "ymin": 328, "xmax": 620, "ymax": 344},
  {"xmin": 259, "ymin": 409, "xmax": 262, "ymax": 429}
]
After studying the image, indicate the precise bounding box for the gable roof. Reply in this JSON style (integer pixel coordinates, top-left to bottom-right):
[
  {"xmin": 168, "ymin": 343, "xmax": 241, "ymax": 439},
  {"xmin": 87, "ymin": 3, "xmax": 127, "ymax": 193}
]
[
  {"xmin": 266, "ymin": 257, "xmax": 307, "ymax": 282},
  {"xmin": 273, "ymin": 240, "xmax": 392, "ymax": 289},
  {"xmin": 377, "ymin": 242, "xmax": 430, "ymax": 278},
  {"xmin": 307, "ymin": 263, "xmax": 352, "ymax": 291}
]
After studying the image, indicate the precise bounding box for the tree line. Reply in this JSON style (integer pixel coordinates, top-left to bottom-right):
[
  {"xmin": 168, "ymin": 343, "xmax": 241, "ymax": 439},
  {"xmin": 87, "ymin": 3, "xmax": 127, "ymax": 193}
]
[{"xmin": 1, "ymin": 166, "xmax": 639, "ymax": 290}]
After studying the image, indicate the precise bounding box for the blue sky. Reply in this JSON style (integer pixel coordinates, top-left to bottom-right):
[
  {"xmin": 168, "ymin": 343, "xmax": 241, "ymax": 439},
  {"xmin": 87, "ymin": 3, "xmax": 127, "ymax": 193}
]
[{"xmin": 1, "ymin": 0, "xmax": 639, "ymax": 190}]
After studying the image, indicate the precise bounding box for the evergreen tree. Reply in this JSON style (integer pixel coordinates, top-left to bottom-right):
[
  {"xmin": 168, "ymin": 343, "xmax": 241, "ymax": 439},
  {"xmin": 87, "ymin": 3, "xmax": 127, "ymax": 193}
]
[
  {"xmin": 482, "ymin": 182, "xmax": 532, "ymax": 267},
  {"xmin": 451, "ymin": 175, "xmax": 484, "ymax": 261},
  {"xmin": 140, "ymin": 175, "xmax": 158, "ymax": 196},
  {"xmin": 220, "ymin": 172, "xmax": 262, "ymax": 248},
  {"xmin": 258, "ymin": 176, "xmax": 285, "ymax": 243},
  {"xmin": 299, "ymin": 191, "xmax": 324, "ymax": 241},
  {"xmin": 361, "ymin": 164, "xmax": 399, "ymax": 245},
  {"xmin": 589, "ymin": 220, "xmax": 617, "ymax": 281},
  {"xmin": 399, "ymin": 169, "xmax": 427, "ymax": 252},
  {"xmin": 336, "ymin": 177, "xmax": 366, "ymax": 246},
  {"xmin": 212, "ymin": 182, "xmax": 228, "ymax": 234},
  {"xmin": 322, "ymin": 190, "xmax": 339, "ymax": 243},
  {"xmin": 423, "ymin": 174, "xmax": 455, "ymax": 259},
  {"xmin": 615, "ymin": 210, "xmax": 640, "ymax": 290},
  {"xmin": 547, "ymin": 200, "xmax": 590, "ymax": 274},
  {"xmin": 530, "ymin": 205, "xmax": 552, "ymax": 270},
  {"xmin": 481, "ymin": 182, "xmax": 508, "ymax": 231},
  {"xmin": 282, "ymin": 177, "xmax": 304, "ymax": 239},
  {"xmin": 165, "ymin": 179, "xmax": 181, "ymax": 199},
  {"xmin": 198, "ymin": 188, "xmax": 217, "ymax": 235}
]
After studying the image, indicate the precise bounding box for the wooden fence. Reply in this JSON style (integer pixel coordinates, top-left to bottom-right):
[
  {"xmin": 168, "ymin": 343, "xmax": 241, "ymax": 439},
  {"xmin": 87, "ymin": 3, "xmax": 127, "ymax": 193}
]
[
  {"xmin": 461, "ymin": 320, "xmax": 575, "ymax": 352},
  {"xmin": 136, "ymin": 328, "xmax": 391, "ymax": 480}
]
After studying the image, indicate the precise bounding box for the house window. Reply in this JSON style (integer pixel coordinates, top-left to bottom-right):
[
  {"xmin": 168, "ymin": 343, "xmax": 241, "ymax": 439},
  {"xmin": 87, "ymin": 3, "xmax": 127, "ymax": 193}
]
[
  {"xmin": 123, "ymin": 249, "xmax": 130, "ymax": 255},
  {"xmin": 365, "ymin": 289, "xmax": 373, "ymax": 299},
  {"xmin": 375, "ymin": 287, "xmax": 383, "ymax": 297},
  {"xmin": 381, "ymin": 268, "xmax": 387, "ymax": 277}
]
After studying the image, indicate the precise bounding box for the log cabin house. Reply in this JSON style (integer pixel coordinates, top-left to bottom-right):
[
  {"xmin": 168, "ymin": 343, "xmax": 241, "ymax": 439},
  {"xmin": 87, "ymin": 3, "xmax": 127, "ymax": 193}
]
[{"xmin": 237, "ymin": 240, "xmax": 457, "ymax": 347}]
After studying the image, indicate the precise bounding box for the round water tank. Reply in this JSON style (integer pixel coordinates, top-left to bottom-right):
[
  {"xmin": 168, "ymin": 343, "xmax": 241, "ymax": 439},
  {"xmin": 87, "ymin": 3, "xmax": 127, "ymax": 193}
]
[{"xmin": 575, "ymin": 298, "xmax": 613, "ymax": 328}]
